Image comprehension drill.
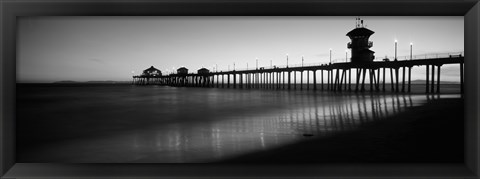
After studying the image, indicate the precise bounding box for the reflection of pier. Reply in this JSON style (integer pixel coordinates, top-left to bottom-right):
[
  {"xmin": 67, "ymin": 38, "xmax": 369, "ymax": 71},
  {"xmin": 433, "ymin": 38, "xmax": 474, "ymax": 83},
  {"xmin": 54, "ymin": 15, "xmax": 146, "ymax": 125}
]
[
  {"xmin": 133, "ymin": 19, "xmax": 464, "ymax": 94},
  {"xmin": 133, "ymin": 55, "xmax": 464, "ymax": 94},
  {"xmin": 128, "ymin": 93, "xmax": 432, "ymax": 162}
]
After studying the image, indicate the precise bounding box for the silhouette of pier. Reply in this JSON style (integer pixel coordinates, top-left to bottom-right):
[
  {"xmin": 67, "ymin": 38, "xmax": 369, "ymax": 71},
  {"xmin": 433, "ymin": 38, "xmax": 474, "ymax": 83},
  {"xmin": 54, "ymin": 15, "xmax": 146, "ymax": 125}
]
[
  {"xmin": 133, "ymin": 18, "xmax": 464, "ymax": 94},
  {"xmin": 133, "ymin": 53, "xmax": 464, "ymax": 94}
]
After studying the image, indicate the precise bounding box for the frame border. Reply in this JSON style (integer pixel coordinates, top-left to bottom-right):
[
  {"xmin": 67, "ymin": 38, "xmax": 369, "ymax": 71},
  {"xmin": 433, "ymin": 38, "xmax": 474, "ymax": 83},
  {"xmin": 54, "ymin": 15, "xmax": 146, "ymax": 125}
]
[{"xmin": 2, "ymin": 0, "xmax": 479, "ymax": 178}]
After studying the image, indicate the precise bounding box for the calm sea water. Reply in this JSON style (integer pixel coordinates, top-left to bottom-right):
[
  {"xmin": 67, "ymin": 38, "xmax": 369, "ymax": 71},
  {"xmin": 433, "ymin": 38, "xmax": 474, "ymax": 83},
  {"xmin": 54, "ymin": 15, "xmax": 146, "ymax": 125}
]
[{"xmin": 16, "ymin": 84, "xmax": 461, "ymax": 163}]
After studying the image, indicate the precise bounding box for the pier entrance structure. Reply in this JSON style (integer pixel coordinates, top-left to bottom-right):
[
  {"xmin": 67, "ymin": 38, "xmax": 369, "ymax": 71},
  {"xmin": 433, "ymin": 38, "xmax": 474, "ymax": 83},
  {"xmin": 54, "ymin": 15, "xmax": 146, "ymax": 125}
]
[{"xmin": 133, "ymin": 19, "xmax": 464, "ymax": 94}]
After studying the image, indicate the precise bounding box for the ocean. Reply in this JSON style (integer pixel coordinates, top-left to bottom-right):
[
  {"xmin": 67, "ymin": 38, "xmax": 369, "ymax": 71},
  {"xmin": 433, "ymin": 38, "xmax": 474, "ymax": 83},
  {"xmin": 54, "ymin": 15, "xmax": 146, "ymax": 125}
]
[{"xmin": 16, "ymin": 83, "xmax": 462, "ymax": 163}]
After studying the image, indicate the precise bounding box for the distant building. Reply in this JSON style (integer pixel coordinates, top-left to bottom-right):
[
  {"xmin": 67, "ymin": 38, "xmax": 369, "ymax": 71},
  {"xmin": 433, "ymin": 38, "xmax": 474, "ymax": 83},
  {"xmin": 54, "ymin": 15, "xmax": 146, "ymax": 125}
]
[
  {"xmin": 197, "ymin": 68, "xmax": 210, "ymax": 75},
  {"xmin": 346, "ymin": 18, "xmax": 375, "ymax": 63},
  {"xmin": 177, "ymin": 67, "xmax": 188, "ymax": 75},
  {"xmin": 142, "ymin": 66, "xmax": 162, "ymax": 77}
]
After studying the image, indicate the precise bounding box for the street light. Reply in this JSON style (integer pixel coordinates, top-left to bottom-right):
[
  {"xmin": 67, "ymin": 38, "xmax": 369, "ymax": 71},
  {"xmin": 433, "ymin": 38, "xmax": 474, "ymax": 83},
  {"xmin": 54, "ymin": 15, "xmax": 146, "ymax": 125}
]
[
  {"xmin": 286, "ymin": 53, "xmax": 289, "ymax": 67},
  {"xmin": 329, "ymin": 48, "xmax": 332, "ymax": 64},
  {"xmin": 394, "ymin": 39, "xmax": 398, "ymax": 61},
  {"xmin": 256, "ymin": 57, "xmax": 258, "ymax": 70},
  {"xmin": 270, "ymin": 60, "xmax": 272, "ymax": 68},
  {"xmin": 302, "ymin": 55, "xmax": 304, "ymax": 67},
  {"xmin": 410, "ymin": 42, "xmax": 413, "ymax": 60},
  {"xmin": 345, "ymin": 49, "xmax": 348, "ymax": 62}
]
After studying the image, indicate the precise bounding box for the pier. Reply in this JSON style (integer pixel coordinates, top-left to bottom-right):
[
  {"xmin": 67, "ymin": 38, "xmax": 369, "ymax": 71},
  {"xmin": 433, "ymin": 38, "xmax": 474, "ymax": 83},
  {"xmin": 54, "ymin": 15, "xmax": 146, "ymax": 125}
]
[
  {"xmin": 133, "ymin": 53, "xmax": 464, "ymax": 94},
  {"xmin": 133, "ymin": 18, "xmax": 464, "ymax": 94}
]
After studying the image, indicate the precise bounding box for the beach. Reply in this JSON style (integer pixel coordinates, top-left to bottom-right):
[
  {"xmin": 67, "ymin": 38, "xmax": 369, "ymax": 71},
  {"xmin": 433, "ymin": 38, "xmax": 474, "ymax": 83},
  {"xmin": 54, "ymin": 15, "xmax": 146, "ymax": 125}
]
[
  {"xmin": 16, "ymin": 84, "xmax": 463, "ymax": 163},
  {"xmin": 220, "ymin": 97, "xmax": 464, "ymax": 163}
]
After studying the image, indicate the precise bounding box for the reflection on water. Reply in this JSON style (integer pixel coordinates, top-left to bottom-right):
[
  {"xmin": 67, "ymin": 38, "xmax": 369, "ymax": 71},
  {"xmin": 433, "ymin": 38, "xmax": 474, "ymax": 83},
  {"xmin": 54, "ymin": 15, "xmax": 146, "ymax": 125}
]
[{"xmin": 17, "ymin": 85, "xmax": 460, "ymax": 163}]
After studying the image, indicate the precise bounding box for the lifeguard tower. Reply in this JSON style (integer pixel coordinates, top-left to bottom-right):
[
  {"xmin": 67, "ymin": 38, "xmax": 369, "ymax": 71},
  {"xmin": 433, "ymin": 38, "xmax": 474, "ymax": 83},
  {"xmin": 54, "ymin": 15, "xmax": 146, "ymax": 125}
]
[{"xmin": 347, "ymin": 18, "xmax": 375, "ymax": 63}]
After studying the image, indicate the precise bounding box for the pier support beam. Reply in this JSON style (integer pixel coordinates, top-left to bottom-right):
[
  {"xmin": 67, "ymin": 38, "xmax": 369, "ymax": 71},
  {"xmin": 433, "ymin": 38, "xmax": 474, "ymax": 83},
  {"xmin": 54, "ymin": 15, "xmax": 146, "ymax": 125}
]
[
  {"xmin": 368, "ymin": 69, "xmax": 375, "ymax": 92},
  {"xmin": 300, "ymin": 71, "xmax": 303, "ymax": 90},
  {"xmin": 408, "ymin": 67, "xmax": 412, "ymax": 93},
  {"xmin": 431, "ymin": 65, "xmax": 435, "ymax": 93},
  {"xmin": 437, "ymin": 65, "xmax": 441, "ymax": 93},
  {"xmin": 361, "ymin": 68, "xmax": 367, "ymax": 92},
  {"xmin": 348, "ymin": 69, "xmax": 351, "ymax": 91},
  {"xmin": 390, "ymin": 68, "xmax": 394, "ymax": 92},
  {"xmin": 221, "ymin": 75, "xmax": 224, "ymax": 88},
  {"xmin": 294, "ymin": 71, "xmax": 297, "ymax": 90},
  {"xmin": 355, "ymin": 69, "xmax": 361, "ymax": 92},
  {"xmin": 330, "ymin": 70, "xmax": 334, "ymax": 91},
  {"xmin": 460, "ymin": 62, "xmax": 464, "ymax": 93},
  {"xmin": 402, "ymin": 67, "xmax": 406, "ymax": 92},
  {"xmin": 382, "ymin": 67, "xmax": 386, "ymax": 92},
  {"xmin": 307, "ymin": 71, "xmax": 310, "ymax": 90},
  {"xmin": 395, "ymin": 68, "xmax": 399, "ymax": 93},
  {"xmin": 327, "ymin": 70, "xmax": 331, "ymax": 91},
  {"xmin": 339, "ymin": 69, "xmax": 346, "ymax": 91},
  {"xmin": 233, "ymin": 74, "xmax": 236, "ymax": 89},
  {"xmin": 426, "ymin": 65, "xmax": 430, "ymax": 93},
  {"xmin": 227, "ymin": 74, "xmax": 230, "ymax": 88},
  {"xmin": 376, "ymin": 68, "xmax": 381, "ymax": 91},
  {"xmin": 313, "ymin": 70, "xmax": 317, "ymax": 91},
  {"xmin": 321, "ymin": 70, "xmax": 324, "ymax": 91},
  {"xmin": 288, "ymin": 71, "xmax": 291, "ymax": 90}
]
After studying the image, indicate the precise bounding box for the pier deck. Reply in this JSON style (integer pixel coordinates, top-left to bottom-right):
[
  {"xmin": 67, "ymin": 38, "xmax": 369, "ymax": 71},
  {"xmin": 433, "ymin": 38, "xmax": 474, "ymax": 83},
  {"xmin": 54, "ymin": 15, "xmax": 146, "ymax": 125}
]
[{"xmin": 133, "ymin": 56, "xmax": 464, "ymax": 94}]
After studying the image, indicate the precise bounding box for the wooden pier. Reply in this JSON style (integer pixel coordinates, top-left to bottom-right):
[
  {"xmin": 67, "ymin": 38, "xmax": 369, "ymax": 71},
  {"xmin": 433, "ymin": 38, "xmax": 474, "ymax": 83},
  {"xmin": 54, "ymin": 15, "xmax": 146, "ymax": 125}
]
[{"xmin": 133, "ymin": 55, "xmax": 464, "ymax": 94}]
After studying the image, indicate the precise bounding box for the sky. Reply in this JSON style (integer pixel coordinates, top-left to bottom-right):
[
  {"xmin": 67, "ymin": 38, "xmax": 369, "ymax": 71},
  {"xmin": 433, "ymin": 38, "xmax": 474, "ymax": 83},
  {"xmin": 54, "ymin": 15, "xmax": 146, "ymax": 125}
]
[{"xmin": 17, "ymin": 16, "xmax": 464, "ymax": 83}]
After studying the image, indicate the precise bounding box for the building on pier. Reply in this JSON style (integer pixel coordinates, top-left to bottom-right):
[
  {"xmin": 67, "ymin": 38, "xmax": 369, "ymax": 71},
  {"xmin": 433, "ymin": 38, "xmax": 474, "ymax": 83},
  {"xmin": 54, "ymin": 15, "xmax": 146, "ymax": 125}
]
[
  {"xmin": 198, "ymin": 68, "xmax": 210, "ymax": 74},
  {"xmin": 347, "ymin": 18, "xmax": 375, "ymax": 63},
  {"xmin": 142, "ymin": 66, "xmax": 162, "ymax": 77},
  {"xmin": 177, "ymin": 67, "xmax": 188, "ymax": 75},
  {"xmin": 132, "ymin": 66, "xmax": 163, "ymax": 85}
]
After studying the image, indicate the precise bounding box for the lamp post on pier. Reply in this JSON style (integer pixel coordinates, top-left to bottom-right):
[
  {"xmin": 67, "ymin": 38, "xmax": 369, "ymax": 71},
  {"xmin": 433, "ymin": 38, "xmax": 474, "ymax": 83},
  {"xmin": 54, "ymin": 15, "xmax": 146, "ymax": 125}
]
[
  {"xmin": 256, "ymin": 58, "xmax": 258, "ymax": 70},
  {"xmin": 410, "ymin": 43, "xmax": 413, "ymax": 60},
  {"xmin": 394, "ymin": 39, "xmax": 398, "ymax": 61},
  {"xmin": 329, "ymin": 48, "xmax": 332, "ymax": 64},
  {"xmin": 345, "ymin": 49, "xmax": 348, "ymax": 62},
  {"xmin": 286, "ymin": 53, "xmax": 289, "ymax": 68},
  {"xmin": 302, "ymin": 55, "xmax": 304, "ymax": 67}
]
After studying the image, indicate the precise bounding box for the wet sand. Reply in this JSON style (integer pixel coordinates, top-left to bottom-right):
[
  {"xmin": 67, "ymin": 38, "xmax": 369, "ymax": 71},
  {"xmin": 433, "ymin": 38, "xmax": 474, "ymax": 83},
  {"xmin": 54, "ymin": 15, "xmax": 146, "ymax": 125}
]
[{"xmin": 219, "ymin": 97, "xmax": 464, "ymax": 163}]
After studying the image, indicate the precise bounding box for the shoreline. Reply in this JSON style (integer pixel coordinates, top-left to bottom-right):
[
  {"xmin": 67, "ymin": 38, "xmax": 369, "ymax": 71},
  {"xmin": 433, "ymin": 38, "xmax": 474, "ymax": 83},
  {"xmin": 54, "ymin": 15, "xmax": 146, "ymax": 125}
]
[
  {"xmin": 17, "ymin": 83, "xmax": 462, "ymax": 95},
  {"xmin": 218, "ymin": 97, "xmax": 464, "ymax": 163}
]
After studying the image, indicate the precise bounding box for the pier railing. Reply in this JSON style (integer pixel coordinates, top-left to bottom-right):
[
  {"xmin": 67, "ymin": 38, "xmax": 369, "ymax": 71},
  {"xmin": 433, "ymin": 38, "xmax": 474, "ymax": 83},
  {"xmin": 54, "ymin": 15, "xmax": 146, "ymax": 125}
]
[{"xmin": 228, "ymin": 51, "xmax": 464, "ymax": 71}]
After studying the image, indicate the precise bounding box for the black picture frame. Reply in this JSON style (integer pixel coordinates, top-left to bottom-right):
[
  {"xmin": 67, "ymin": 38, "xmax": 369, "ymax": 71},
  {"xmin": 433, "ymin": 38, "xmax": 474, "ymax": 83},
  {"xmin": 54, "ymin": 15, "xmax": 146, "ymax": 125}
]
[{"xmin": 1, "ymin": 0, "xmax": 479, "ymax": 178}]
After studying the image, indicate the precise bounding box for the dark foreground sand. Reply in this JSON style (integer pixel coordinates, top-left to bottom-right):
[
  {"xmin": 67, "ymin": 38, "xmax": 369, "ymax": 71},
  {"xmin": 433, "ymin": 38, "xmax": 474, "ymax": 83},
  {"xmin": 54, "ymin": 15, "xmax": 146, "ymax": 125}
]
[{"xmin": 219, "ymin": 97, "xmax": 464, "ymax": 163}]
